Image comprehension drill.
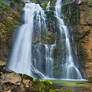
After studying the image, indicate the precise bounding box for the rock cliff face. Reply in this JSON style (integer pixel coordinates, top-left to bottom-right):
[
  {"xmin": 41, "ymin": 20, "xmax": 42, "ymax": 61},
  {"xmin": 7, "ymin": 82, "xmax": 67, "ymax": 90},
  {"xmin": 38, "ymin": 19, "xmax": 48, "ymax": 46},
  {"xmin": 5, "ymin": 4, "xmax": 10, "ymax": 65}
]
[
  {"xmin": 76, "ymin": 3, "xmax": 92, "ymax": 78},
  {"xmin": 0, "ymin": 0, "xmax": 92, "ymax": 78},
  {"xmin": 0, "ymin": 0, "xmax": 23, "ymax": 61},
  {"xmin": 63, "ymin": 0, "xmax": 92, "ymax": 78}
]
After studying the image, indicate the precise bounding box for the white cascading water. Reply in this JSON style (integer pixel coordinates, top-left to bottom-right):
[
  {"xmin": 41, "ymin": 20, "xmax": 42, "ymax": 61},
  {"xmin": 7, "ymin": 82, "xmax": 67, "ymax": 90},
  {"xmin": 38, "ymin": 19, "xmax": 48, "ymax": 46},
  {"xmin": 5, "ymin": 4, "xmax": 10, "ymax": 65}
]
[
  {"xmin": 46, "ymin": 1, "xmax": 50, "ymax": 11},
  {"xmin": 55, "ymin": 0, "xmax": 83, "ymax": 79},
  {"xmin": 7, "ymin": 1, "xmax": 86, "ymax": 80},
  {"xmin": 45, "ymin": 43, "xmax": 56, "ymax": 78},
  {"xmin": 7, "ymin": 3, "xmax": 46, "ymax": 79}
]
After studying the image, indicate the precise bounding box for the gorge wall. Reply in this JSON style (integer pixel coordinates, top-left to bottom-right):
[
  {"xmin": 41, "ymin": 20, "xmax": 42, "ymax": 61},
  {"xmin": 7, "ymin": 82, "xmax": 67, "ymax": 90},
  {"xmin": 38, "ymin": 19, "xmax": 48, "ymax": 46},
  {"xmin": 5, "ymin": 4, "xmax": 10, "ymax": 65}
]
[
  {"xmin": 62, "ymin": 0, "xmax": 92, "ymax": 78},
  {"xmin": 0, "ymin": 0, "xmax": 92, "ymax": 78},
  {"xmin": 76, "ymin": 2, "xmax": 92, "ymax": 78},
  {"xmin": 0, "ymin": 0, "xmax": 23, "ymax": 61}
]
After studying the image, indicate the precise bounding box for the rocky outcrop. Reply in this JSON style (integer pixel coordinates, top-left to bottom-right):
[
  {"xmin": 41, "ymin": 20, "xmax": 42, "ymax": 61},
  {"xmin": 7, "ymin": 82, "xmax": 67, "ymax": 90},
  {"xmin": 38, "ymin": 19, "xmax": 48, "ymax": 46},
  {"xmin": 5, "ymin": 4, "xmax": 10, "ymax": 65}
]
[{"xmin": 0, "ymin": 61, "xmax": 56, "ymax": 92}]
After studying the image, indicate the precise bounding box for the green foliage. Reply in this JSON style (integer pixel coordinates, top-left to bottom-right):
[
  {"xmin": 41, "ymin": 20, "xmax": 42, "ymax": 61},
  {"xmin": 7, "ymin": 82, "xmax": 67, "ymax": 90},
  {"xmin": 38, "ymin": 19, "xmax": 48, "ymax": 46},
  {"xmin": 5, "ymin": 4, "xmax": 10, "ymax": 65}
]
[
  {"xmin": 10, "ymin": 0, "xmax": 22, "ymax": 4},
  {"xmin": 88, "ymin": 77, "xmax": 92, "ymax": 83},
  {"xmin": 50, "ymin": 0, "xmax": 56, "ymax": 8},
  {"xmin": 42, "ymin": 32, "xmax": 55, "ymax": 44},
  {"xmin": 49, "ymin": 89, "xmax": 56, "ymax": 92},
  {"xmin": 42, "ymin": 80, "xmax": 53, "ymax": 85},
  {"xmin": 42, "ymin": 34, "xmax": 48, "ymax": 41},
  {"xmin": 87, "ymin": 1, "xmax": 92, "ymax": 6},
  {"xmin": 65, "ymin": 89, "xmax": 72, "ymax": 92},
  {"xmin": 0, "ymin": 0, "xmax": 10, "ymax": 9},
  {"xmin": 19, "ymin": 74, "xmax": 33, "ymax": 81},
  {"xmin": 50, "ymin": 33, "xmax": 55, "ymax": 39},
  {"xmin": 40, "ymin": 0, "xmax": 56, "ymax": 8},
  {"xmin": 88, "ymin": 11, "xmax": 92, "ymax": 21},
  {"xmin": 33, "ymin": 78, "xmax": 40, "ymax": 83},
  {"xmin": 0, "ymin": 9, "xmax": 7, "ymax": 15},
  {"xmin": 32, "ymin": 78, "xmax": 56, "ymax": 92},
  {"xmin": 40, "ymin": 2, "xmax": 48, "ymax": 8},
  {"xmin": 10, "ymin": 0, "xmax": 23, "ymax": 7},
  {"xmin": 62, "ymin": 3, "xmax": 80, "ymax": 25},
  {"xmin": 89, "ymin": 16, "xmax": 92, "ymax": 21},
  {"xmin": 0, "ymin": 1, "xmax": 21, "ymax": 45},
  {"xmin": 32, "ymin": 0, "xmax": 37, "ymax": 3}
]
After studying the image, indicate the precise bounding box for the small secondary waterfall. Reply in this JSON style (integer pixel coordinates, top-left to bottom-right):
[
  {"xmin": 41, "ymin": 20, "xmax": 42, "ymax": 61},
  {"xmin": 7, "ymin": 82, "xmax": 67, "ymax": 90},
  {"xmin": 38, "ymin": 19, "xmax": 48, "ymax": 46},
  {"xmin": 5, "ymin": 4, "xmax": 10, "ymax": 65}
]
[
  {"xmin": 7, "ymin": 1, "xmax": 86, "ymax": 80},
  {"xmin": 46, "ymin": 1, "xmax": 50, "ymax": 11},
  {"xmin": 55, "ymin": 0, "xmax": 83, "ymax": 79},
  {"xmin": 45, "ymin": 43, "xmax": 56, "ymax": 78}
]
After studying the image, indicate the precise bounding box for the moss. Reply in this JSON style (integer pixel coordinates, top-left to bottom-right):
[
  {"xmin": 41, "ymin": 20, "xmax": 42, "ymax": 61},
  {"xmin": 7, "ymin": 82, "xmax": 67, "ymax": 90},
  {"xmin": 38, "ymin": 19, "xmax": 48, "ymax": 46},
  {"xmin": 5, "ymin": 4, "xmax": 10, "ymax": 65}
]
[
  {"xmin": 88, "ymin": 16, "xmax": 92, "ymax": 21},
  {"xmin": 33, "ymin": 78, "xmax": 40, "ymax": 83},
  {"xmin": 19, "ymin": 74, "xmax": 33, "ymax": 81},
  {"xmin": 50, "ymin": 0, "xmax": 56, "ymax": 8},
  {"xmin": 62, "ymin": 3, "xmax": 80, "ymax": 26},
  {"xmin": 40, "ymin": 2, "xmax": 48, "ymax": 8},
  {"xmin": 77, "ymin": 43, "xmax": 87, "ymax": 62},
  {"xmin": 40, "ymin": 0, "xmax": 56, "ymax": 8},
  {"xmin": 49, "ymin": 89, "xmax": 56, "ymax": 92},
  {"xmin": 50, "ymin": 33, "xmax": 55, "ymax": 39},
  {"xmin": 0, "ymin": 0, "xmax": 21, "ymax": 47},
  {"xmin": 42, "ymin": 80, "xmax": 53, "ymax": 85},
  {"xmin": 87, "ymin": 1, "xmax": 92, "ymax": 6},
  {"xmin": 42, "ymin": 34, "xmax": 48, "ymax": 41},
  {"xmin": 10, "ymin": 0, "xmax": 23, "ymax": 4},
  {"xmin": 41, "ymin": 31, "xmax": 55, "ymax": 44},
  {"xmin": 0, "ymin": 0, "xmax": 10, "ymax": 9},
  {"xmin": 32, "ymin": 78, "xmax": 56, "ymax": 92},
  {"xmin": 88, "ymin": 77, "xmax": 92, "ymax": 83},
  {"xmin": 32, "ymin": 0, "xmax": 37, "ymax": 3}
]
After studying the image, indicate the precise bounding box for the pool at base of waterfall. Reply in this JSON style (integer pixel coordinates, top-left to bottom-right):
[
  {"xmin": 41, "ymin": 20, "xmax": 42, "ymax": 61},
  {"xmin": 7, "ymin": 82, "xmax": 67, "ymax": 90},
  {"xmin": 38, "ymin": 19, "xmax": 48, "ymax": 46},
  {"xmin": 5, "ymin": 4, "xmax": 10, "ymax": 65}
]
[{"xmin": 51, "ymin": 80, "xmax": 92, "ymax": 92}]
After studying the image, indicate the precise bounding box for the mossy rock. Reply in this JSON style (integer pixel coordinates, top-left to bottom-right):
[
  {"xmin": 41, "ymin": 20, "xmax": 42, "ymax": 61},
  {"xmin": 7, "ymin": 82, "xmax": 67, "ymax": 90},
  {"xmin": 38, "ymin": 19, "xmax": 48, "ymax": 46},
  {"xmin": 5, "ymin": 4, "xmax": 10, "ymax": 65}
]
[
  {"xmin": 42, "ymin": 80, "xmax": 53, "ymax": 85},
  {"xmin": 33, "ymin": 78, "xmax": 40, "ymax": 84},
  {"xmin": 19, "ymin": 74, "xmax": 33, "ymax": 81}
]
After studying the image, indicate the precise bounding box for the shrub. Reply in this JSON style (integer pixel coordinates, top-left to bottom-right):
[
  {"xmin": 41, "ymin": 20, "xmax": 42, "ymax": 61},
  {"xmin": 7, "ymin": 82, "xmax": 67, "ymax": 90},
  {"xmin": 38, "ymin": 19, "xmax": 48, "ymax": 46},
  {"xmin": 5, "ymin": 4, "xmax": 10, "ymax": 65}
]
[
  {"xmin": 40, "ymin": 2, "xmax": 48, "ymax": 8},
  {"xmin": 0, "ymin": 0, "xmax": 10, "ymax": 9},
  {"xmin": 87, "ymin": 1, "xmax": 92, "ymax": 6},
  {"xmin": 88, "ymin": 77, "xmax": 92, "ymax": 83}
]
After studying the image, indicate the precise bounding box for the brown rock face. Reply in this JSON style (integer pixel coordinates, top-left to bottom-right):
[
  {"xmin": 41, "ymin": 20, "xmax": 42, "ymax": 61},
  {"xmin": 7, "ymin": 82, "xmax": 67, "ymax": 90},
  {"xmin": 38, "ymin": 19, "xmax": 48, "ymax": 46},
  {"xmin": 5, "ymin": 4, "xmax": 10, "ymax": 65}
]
[
  {"xmin": 75, "ymin": 0, "xmax": 91, "ymax": 4},
  {"xmin": 76, "ymin": 3, "xmax": 92, "ymax": 78}
]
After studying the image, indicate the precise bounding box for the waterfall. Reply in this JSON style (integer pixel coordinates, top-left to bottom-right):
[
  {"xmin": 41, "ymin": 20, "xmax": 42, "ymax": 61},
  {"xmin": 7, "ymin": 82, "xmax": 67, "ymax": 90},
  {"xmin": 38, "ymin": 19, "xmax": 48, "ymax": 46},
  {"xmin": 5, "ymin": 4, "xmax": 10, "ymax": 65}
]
[
  {"xmin": 46, "ymin": 1, "xmax": 50, "ymax": 11},
  {"xmin": 7, "ymin": 3, "xmax": 46, "ymax": 79},
  {"xmin": 7, "ymin": 1, "xmax": 86, "ymax": 80},
  {"xmin": 45, "ymin": 43, "xmax": 56, "ymax": 78},
  {"xmin": 54, "ymin": 0, "xmax": 83, "ymax": 79}
]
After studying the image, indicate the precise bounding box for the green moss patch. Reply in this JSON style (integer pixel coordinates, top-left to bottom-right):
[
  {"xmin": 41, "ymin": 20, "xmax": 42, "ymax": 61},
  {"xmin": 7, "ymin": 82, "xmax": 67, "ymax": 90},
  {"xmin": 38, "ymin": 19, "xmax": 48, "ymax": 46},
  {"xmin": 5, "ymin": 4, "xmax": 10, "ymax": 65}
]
[
  {"xmin": 87, "ymin": 1, "xmax": 92, "ymax": 7},
  {"xmin": 0, "ymin": 0, "xmax": 10, "ymax": 9},
  {"xmin": 40, "ymin": 2, "xmax": 48, "ymax": 8},
  {"xmin": 88, "ymin": 77, "xmax": 92, "ymax": 83}
]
